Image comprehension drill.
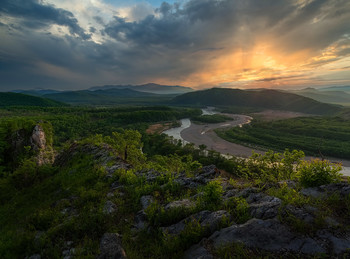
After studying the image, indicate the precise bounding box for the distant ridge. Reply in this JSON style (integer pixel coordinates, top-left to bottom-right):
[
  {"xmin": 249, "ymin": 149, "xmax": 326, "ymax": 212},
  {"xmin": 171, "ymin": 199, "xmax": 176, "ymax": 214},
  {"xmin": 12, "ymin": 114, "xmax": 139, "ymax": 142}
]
[
  {"xmin": 319, "ymin": 86, "xmax": 350, "ymax": 92},
  {"xmin": 42, "ymin": 88, "xmax": 169, "ymax": 105},
  {"xmin": 172, "ymin": 88, "xmax": 342, "ymax": 115},
  {"xmin": 289, "ymin": 88, "xmax": 350, "ymax": 105},
  {"xmin": 89, "ymin": 83, "xmax": 193, "ymax": 94},
  {"xmin": 11, "ymin": 89, "xmax": 62, "ymax": 96},
  {"xmin": 0, "ymin": 92, "xmax": 66, "ymax": 107}
]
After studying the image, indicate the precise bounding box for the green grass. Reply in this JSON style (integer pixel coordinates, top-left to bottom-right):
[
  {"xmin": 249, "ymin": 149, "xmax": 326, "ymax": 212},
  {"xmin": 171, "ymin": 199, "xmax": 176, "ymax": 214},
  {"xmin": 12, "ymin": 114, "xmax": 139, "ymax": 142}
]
[
  {"xmin": 216, "ymin": 116, "xmax": 350, "ymax": 159},
  {"xmin": 0, "ymin": 152, "xmax": 110, "ymax": 258}
]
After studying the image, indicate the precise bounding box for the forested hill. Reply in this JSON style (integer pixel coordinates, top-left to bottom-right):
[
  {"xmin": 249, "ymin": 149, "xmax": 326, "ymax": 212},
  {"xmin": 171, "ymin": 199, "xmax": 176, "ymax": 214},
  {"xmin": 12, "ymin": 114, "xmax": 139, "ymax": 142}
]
[
  {"xmin": 0, "ymin": 92, "xmax": 66, "ymax": 107},
  {"xmin": 171, "ymin": 88, "xmax": 342, "ymax": 115}
]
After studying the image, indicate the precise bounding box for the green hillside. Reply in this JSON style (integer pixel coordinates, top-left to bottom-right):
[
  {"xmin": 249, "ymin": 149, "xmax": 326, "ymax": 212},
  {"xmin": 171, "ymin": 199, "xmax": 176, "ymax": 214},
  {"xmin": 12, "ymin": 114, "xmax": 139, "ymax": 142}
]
[
  {"xmin": 216, "ymin": 116, "xmax": 350, "ymax": 159},
  {"xmin": 0, "ymin": 92, "xmax": 66, "ymax": 107},
  {"xmin": 172, "ymin": 88, "xmax": 342, "ymax": 115}
]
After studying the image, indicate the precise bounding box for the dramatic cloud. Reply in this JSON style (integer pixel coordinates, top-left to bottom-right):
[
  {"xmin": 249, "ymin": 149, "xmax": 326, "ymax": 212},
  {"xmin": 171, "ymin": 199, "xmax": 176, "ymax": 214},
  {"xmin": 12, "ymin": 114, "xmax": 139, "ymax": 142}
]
[
  {"xmin": 0, "ymin": 0, "xmax": 349, "ymax": 90},
  {"xmin": 0, "ymin": 0, "xmax": 90, "ymax": 39}
]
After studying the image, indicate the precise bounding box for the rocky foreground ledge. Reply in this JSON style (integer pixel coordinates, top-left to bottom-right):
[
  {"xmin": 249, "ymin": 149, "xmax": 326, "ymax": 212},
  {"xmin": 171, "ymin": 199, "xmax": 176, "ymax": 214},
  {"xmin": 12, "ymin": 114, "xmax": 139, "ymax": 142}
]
[
  {"xmin": 24, "ymin": 143, "xmax": 350, "ymax": 258},
  {"xmin": 99, "ymin": 164, "xmax": 350, "ymax": 258}
]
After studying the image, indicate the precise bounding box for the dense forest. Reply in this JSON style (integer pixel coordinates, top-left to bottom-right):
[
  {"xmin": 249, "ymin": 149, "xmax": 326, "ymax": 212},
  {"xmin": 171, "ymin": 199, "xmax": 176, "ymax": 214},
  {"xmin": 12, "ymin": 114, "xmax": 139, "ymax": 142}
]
[
  {"xmin": 0, "ymin": 93, "xmax": 66, "ymax": 107},
  {"xmin": 0, "ymin": 106, "xmax": 201, "ymax": 172}
]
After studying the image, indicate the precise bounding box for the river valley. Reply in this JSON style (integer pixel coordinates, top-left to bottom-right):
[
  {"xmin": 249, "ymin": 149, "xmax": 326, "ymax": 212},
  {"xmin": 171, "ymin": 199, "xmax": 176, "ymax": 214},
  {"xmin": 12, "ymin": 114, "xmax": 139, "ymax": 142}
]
[{"xmin": 163, "ymin": 108, "xmax": 350, "ymax": 177}]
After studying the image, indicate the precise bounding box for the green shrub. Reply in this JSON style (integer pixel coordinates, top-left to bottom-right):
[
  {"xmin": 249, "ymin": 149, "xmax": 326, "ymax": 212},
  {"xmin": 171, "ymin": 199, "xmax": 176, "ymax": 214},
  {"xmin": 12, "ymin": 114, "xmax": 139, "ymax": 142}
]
[
  {"xmin": 237, "ymin": 150, "xmax": 304, "ymax": 182},
  {"xmin": 197, "ymin": 180, "xmax": 223, "ymax": 210},
  {"xmin": 267, "ymin": 183, "xmax": 309, "ymax": 207},
  {"xmin": 145, "ymin": 201, "xmax": 195, "ymax": 227},
  {"xmin": 11, "ymin": 159, "xmax": 38, "ymax": 189},
  {"xmin": 223, "ymin": 197, "xmax": 250, "ymax": 223},
  {"xmin": 298, "ymin": 159, "xmax": 342, "ymax": 187}
]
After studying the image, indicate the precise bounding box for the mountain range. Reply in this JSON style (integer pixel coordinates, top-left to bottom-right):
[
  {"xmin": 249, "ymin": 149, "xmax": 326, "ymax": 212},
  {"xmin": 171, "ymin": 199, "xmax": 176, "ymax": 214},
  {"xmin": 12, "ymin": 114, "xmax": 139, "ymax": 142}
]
[
  {"xmin": 9, "ymin": 83, "xmax": 193, "ymax": 105},
  {"xmin": 88, "ymin": 83, "xmax": 193, "ymax": 94},
  {"xmin": 288, "ymin": 87, "xmax": 350, "ymax": 105},
  {"xmin": 320, "ymin": 85, "xmax": 350, "ymax": 93},
  {"xmin": 172, "ymin": 88, "xmax": 342, "ymax": 115},
  {"xmin": 3, "ymin": 85, "xmax": 346, "ymax": 115}
]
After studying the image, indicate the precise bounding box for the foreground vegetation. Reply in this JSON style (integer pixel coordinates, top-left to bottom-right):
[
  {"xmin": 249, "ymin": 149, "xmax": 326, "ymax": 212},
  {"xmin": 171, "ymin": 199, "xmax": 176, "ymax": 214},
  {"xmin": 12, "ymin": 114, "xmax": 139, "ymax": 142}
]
[
  {"xmin": 1, "ymin": 105, "xmax": 350, "ymax": 258},
  {"xmin": 1, "ymin": 122, "xmax": 348, "ymax": 258},
  {"xmin": 216, "ymin": 116, "xmax": 350, "ymax": 159}
]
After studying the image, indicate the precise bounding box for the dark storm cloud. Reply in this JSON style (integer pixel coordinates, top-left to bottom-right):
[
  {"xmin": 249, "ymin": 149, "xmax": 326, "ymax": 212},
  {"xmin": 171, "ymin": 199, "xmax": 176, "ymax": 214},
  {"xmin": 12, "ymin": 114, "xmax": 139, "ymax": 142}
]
[
  {"xmin": 0, "ymin": 0, "xmax": 90, "ymax": 39},
  {"xmin": 0, "ymin": 0, "xmax": 350, "ymax": 90},
  {"xmin": 103, "ymin": 0, "xmax": 350, "ymax": 53},
  {"xmin": 257, "ymin": 75, "xmax": 303, "ymax": 82},
  {"xmin": 93, "ymin": 16, "xmax": 105, "ymax": 25}
]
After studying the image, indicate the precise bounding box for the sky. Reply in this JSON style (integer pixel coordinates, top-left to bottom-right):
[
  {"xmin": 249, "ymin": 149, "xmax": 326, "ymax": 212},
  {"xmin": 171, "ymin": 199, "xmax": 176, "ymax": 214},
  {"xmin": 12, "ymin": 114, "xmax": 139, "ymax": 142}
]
[{"xmin": 0, "ymin": 0, "xmax": 350, "ymax": 91}]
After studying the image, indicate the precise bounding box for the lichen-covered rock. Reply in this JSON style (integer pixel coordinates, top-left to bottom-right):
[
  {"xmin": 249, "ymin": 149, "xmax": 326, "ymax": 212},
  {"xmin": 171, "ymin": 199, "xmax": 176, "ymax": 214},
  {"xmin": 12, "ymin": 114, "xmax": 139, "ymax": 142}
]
[
  {"xmin": 222, "ymin": 189, "xmax": 239, "ymax": 200},
  {"xmin": 163, "ymin": 210, "xmax": 231, "ymax": 235},
  {"xmin": 208, "ymin": 218, "xmax": 326, "ymax": 254},
  {"xmin": 103, "ymin": 200, "xmax": 117, "ymax": 215},
  {"xmin": 328, "ymin": 236, "xmax": 350, "ymax": 254},
  {"xmin": 26, "ymin": 255, "xmax": 41, "ymax": 259},
  {"xmin": 300, "ymin": 187, "xmax": 325, "ymax": 199},
  {"xmin": 140, "ymin": 195, "xmax": 154, "ymax": 210},
  {"xmin": 173, "ymin": 177, "xmax": 199, "ymax": 188},
  {"xmin": 62, "ymin": 248, "xmax": 76, "ymax": 259},
  {"xmin": 194, "ymin": 165, "xmax": 220, "ymax": 184},
  {"xmin": 282, "ymin": 204, "xmax": 315, "ymax": 224},
  {"xmin": 164, "ymin": 199, "xmax": 195, "ymax": 210},
  {"xmin": 183, "ymin": 244, "xmax": 213, "ymax": 259},
  {"xmin": 54, "ymin": 143, "xmax": 129, "ymax": 170},
  {"xmin": 301, "ymin": 183, "xmax": 350, "ymax": 198},
  {"xmin": 134, "ymin": 210, "xmax": 148, "ymax": 230},
  {"xmin": 246, "ymin": 193, "xmax": 282, "ymax": 219},
  {"xmin": 236, "ymin": 187, "xmax": 259, "ymax": 198},
  {"xmin": 98, "ymin": 233, "xmax": 127, "ymax": 259}
]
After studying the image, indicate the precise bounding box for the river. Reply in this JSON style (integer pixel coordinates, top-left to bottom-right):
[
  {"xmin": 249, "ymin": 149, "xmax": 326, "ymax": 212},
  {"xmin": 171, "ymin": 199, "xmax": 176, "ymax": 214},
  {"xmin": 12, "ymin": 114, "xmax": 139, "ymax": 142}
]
[
  {"xmin": 162, "ymin": 108, "xmax": 350, "ymax": 177},
  {"xmin": 162, "ymin": 118, "xmax": 191, "ymax": 144}
]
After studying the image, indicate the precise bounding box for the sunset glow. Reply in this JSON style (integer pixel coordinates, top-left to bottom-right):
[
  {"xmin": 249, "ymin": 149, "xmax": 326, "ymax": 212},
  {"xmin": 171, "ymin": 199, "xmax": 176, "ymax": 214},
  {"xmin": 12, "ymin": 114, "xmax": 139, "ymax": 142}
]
[{"xmin": 0, "ymin": 0, "xmax": 349, "ymax": 90}]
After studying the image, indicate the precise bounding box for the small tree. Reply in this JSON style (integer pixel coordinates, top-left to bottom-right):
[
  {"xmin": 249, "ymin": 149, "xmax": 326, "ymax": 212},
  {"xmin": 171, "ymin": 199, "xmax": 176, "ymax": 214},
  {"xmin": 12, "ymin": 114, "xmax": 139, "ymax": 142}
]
[
  {"xmin": 106, "ymin": 130, "xmax": 145, "ymax": 167},
  {"xmin": 298, "ymin": 159, "xmax": 342, "ymax": 187}
]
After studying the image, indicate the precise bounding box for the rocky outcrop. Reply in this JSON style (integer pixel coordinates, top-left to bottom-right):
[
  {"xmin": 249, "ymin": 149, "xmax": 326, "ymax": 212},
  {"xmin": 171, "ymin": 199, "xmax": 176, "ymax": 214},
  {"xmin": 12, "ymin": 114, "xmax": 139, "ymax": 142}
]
[
  {"xmin": 54, "ymin": 143, "xmax": 130, "ymax": 174},
  {"xmin": 209, "ymin": 219, "xmax": 325, "ymax": 253},
  {"xmin": 301, "ymin": 183, "xmax": 350, "ymax": 198},
  {"xmin": 140, "ymin": 195, "xmax": 154, "ymax": 210},
  {"xmin": 22, "ymin": 148, "xmax": 350, "ymax": 259},
  {"xmin": 98, "ymin": 233, "xmax": 127, "ymax": 259},
  {"xmin": 246, "ymin": 193, "xmax": 282, "ymax": 219},
  {"xmin": 163, "ymin": 210, "xmax": 231, "ymax": 236},
  {"xmin": 103, "ymin": 200, "xmax": 117, "ymax": 215},
  {"xmin": 30, "ymin": 124, "xmax": 55, "ymax": 165},
  {"xmin": 30, "ymin": 125, "xmax": 46, "ymax": 151},
  {"xmin": 184, "ymin": 218, "xmax": 327, "ymax": 257},
  {"xmin": 164, "ymin": 199, "xmax": 195, "ymax": 211},
  {"xmin": 7, "ymin": 123, "xmax": 55, "ymax": 166}
]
